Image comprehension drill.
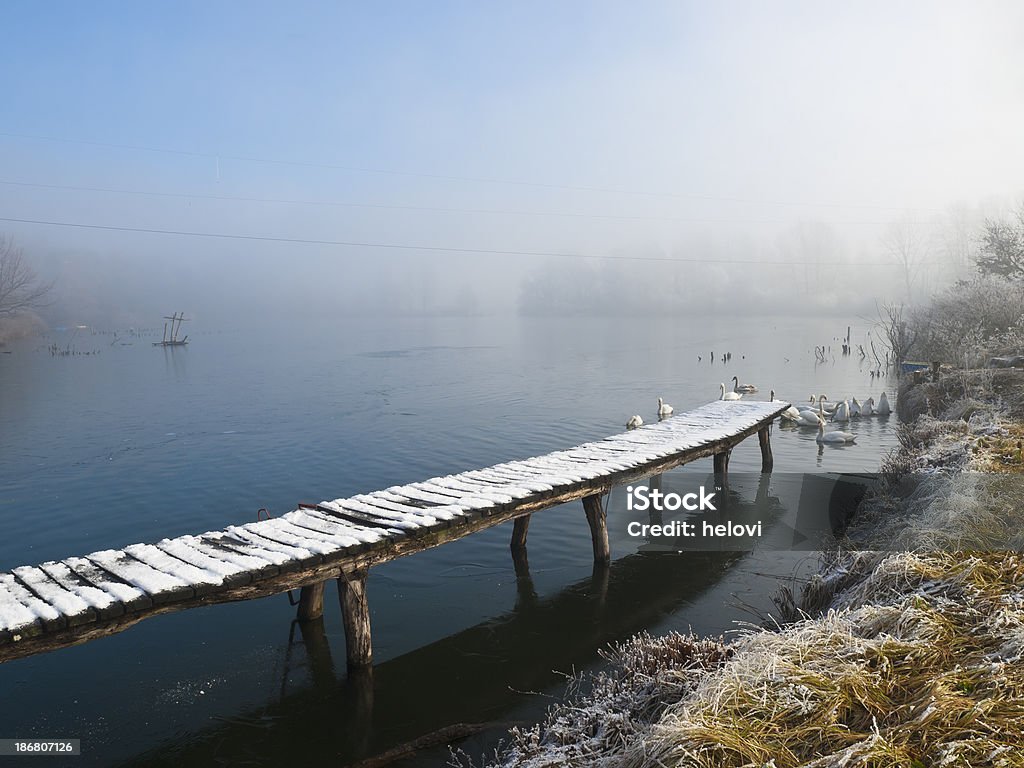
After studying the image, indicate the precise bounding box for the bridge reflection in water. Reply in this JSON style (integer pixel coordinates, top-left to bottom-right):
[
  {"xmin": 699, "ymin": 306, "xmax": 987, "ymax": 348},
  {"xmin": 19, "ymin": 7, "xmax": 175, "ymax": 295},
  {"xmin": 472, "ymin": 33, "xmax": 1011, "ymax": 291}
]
[{"xmin": 121, "ymin": 470, "xmax": 864, "ymax": 767}]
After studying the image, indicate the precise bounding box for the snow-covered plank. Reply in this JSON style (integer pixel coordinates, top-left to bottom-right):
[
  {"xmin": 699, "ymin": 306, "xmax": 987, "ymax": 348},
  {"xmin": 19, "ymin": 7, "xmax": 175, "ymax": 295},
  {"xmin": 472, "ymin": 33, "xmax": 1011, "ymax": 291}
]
[
  {"xmin": 227, "ymin": 524, "xmax": 322, "ymax": 566},
  {"xmin": 86, "ymin": 549, "xmax": 193, "ymax": 605},
  {"xmin": 465, "ymin": 468, "xmax": 554, "ymax": 493},
  {"xmin": 326, "ymin": 498, "xmax": 431, "ymax": 530},
  {"xmin": 309, "ymin": 502, "xmax": 409, "ymax": 535},
  {"xmin": 351, "ymin": 493, "xmax": 448, "ymax": 521},
  {"xmin": 155, "ymin": 537, "xmax": 255, "ymax": 587},
  {"xmin": 38, "ymin": 561, "xmax": 122, "ymax": 619},
  {"xmin": 282, "ymin": 509, "xmax": 383, "ymax": 546},
  {"xmin": 436, "ymin": 474, "xmax": 534, "ymax": 499},
  {"xmin": 387, "ymin": 485, "xmax": 490, "ymax": 513},
  {"xmin": 124, "ymin": 543, "xmax": 224, "ymax": 597},
  {"xmin": 417, "ymin": 480, "xmax": 515, "ymax": 505},
  {"xmin": 12, "ymin": 566, "xmax": 94, "ymax": 627},
  {"xmin": 285, "ymin": 509, "xmax": 389, "ymax": 544},
  {"xmin": 63, "ymin": 556, "xmax": 151, "ymax": 612},
  {"xmin": 0, "ymin": 574, "xmax": 46, "ymax": 636}
]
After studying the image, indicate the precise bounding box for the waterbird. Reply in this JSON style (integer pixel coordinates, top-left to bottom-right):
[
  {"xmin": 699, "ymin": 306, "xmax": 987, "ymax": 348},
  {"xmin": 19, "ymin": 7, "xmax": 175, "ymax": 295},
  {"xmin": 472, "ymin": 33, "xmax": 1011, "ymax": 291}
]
[
  {"xmin": 832, "ymin": 400, "xmax": 850, "ymax": 423},
  {"xmin": 861, "ymin": 397, "xmax": 875, "ymax": 416},
  {"xmin": 817, "ymin": 420, "xmax": 856, "ymax": 444},
  {"xmin": 657, "ymin": 397, "xmax": 674, "ymax": 417},
  {"xmin": 850, "ymin": 397, "xmax": 862, "ymax": 417},
  {"xmin": 720, "ymin": 383, "xmax": 743, "ymax": 401},
  {"xmin": 732, "ymin": 375, "xmax": 758, "ymax": 394},
  {"xmin": 876, "ymin": 391, "xmax": 892, "ymax": 415},
  {"xmin": 626, "ymin": 415, "xmax": 643, "ymax": 429},
  {"xmin": 772, "ymin": 390, "xmax": 803, "ymax": 421}
]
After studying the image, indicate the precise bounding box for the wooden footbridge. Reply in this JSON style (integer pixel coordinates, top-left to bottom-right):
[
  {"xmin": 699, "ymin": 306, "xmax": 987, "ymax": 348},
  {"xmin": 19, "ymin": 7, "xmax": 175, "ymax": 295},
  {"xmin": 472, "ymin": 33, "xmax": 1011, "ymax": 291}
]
[{"xmin": 0, "ymin": 400, "xmax": 787, "ymax": 666}]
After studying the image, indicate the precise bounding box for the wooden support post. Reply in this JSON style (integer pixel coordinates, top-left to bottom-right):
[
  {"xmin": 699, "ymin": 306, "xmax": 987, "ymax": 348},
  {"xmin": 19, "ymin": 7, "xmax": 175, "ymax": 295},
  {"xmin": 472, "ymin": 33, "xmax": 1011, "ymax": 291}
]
[
  {"xmin": 583, "ymin": 493, "xmax": 611, "ymax": 565},
  {"xmin": 758, "ymin": 426, "xmax": 773, "ymax": 472},
  {"xmin": 297, "ymin": 581, "xmax": 326, "ymax": 621},
  {"xmin": 713, "ymin": 449, "xmax": 730, "ymax": 477},
  {"xmin": 510, "ymin": 514, "xmax": 530, "ymax": 555},
  {"xmin": 338, "ymin": 571, "xmax": 372, "ymax": 668}
]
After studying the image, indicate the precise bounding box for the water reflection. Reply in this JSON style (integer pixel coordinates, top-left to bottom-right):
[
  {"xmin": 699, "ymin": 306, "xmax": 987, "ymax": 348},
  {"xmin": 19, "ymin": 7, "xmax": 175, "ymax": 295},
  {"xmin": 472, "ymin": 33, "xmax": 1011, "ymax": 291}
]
[{"xmin": 118, "ymin": 547, "xmax": 743, "ymax": 767}]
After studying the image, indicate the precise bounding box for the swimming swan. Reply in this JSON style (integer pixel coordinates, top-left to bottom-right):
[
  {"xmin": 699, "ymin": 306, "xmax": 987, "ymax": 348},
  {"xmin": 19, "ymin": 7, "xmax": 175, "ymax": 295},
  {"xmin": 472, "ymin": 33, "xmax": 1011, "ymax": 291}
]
[
  {"xmin": 832, "ymin": 400, "xmax": 850, "ymax": 423},
  {"xmin": 861, "ymin": 397, "xmax": 875, "ymax": 417},
  {"xmin": 772, "ymin": 390, "xmax": 802, "ymax": 421},
  {"xmin": 626, "ymin": 414, "xmax": 643, "ymax": 429},
  {"xmin": 817, "ymin": 421, "xmax": 856, "ymax": 443},
  {"xmin": 850, "ymin": 397, "xmax": 862, "ymax": 417},
  {"xmin": 876, "ymin": 391, "xmax": 892, "ymax": 416},
  {"xmin": 658, "ymin": 397, "xmax": 674, "ymax": 417},
  {"xmin": 720, "ymin": 383, "xmax": 743, "ymax": 401},
  {"xmin": 732, "ymin": 375, "xmax": 758, "ymax": 394}
]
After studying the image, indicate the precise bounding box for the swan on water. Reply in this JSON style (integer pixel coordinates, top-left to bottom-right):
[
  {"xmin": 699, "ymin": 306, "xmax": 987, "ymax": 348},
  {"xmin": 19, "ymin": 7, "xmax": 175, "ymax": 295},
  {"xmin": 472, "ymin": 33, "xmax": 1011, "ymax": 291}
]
[
  {"xmin": 817, "ymin": 420, "xmax": 856, "ymax": 444},
  {"xmin": 794, "ymin": 408, "xmax": 822, "ymax": 426},
  {"xmin": 850, "ymin": 397, "xmax": 862, "ymax": 417},
  {"xmin": 832, "ymin": 400, "xmax": 850, "ymax": 423},
  {"xmin": 876, "ymin": 391, "xmax": 892, "ymax": 415},
  {"xmin": 861, "ymin": 397, "xmax": 875, "ymax": 417},
  {"xmin": 772, "ymin": 390, "xmax": 803, "ymax": 421},
  {"xmin": 720, "ymin": 383, "xmax": 743, "ymax": 401},
  {"xmin": 658, "ymin": 397, "xmax": 674, "ymax": 417},
  {"xmin": 626, "ymin": 414, "xmax": 643, "ymax": 429},
  {"xmin": 732, "ymin": 375, "xmax": 758, "ymax": 394}
]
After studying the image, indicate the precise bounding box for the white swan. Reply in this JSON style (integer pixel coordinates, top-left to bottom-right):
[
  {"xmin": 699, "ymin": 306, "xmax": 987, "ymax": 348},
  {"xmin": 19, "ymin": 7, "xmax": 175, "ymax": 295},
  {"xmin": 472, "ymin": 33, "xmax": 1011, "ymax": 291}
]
[
  {"xmin": 720, "ymin": 383, "xmax": 743, "ymax": 401},
  {"xmin": 861, "ymin": 397, "xmax": 875, "ymax": 417},
  {"xmin": 876, "ymin": 391, "xmax": 892, "ymax": 416},
  {"xmin": 626, "ymin": 414, "xmax": 643, "ymax": 429},
  {"xmin": 850, "ymin": 397, "xmax": 861, "ymax": 417},
  {"xmin": 794, "ymin": 406, "xmax": 823, "ymax": 426},
  {"xmin": 657, "ymin": 397, "xmax": 673, "ymax": 417},
  {"xmin": 817, "ymin": 420, "xmax": 856, "ymax": 443},
  {"xmin": 732, "ymin": 375, "xmax": 758, "ymax": 394},
  {"xmin": 772, "ymin": 390, "xmax": 802, "ymax": 421},
  {"xmin": 832, "ymin": 400, "xmax": 850, "ymax": 423}
]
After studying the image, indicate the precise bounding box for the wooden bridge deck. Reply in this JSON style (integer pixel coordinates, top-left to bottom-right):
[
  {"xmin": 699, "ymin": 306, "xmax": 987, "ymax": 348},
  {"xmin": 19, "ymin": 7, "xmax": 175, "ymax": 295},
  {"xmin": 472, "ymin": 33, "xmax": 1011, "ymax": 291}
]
[{"xmin": 0, "ymin": 399, "xmax": 787, "ymax": 664}]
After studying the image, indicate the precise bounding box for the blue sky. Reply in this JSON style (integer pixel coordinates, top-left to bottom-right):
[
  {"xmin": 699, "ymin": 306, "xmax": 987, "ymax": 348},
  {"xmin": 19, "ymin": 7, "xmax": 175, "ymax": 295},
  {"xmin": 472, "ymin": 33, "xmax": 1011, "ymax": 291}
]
[{"xmin": 2, "ymin": 2, "xmax": 1023, "ymax": 318}]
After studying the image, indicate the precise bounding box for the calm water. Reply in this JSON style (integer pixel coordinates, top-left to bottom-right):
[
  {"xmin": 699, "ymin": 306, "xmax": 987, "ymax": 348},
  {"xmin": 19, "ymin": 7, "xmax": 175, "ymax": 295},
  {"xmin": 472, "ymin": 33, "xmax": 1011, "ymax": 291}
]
[{"xmin": 0, "ymin": 315, "xmax": 898, "ymax": 766}]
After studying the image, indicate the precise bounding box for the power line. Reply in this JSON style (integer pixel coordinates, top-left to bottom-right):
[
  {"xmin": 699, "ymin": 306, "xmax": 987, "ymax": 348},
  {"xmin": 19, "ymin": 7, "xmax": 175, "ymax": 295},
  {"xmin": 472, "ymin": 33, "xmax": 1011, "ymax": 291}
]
[
  {"xmin": 0, "ymin": 130, "xmax": 942, "ymax": 214},
  {"xmin": 0, "ymin": 214, "xmax": 913, "ymax": 267},
  {"xmin": 0, "ymin": 178, "xmax": 895, "ymax": 226},
  {"xmin": 0, "ymin": 179, "xmax": 787, "ymax": 225}
]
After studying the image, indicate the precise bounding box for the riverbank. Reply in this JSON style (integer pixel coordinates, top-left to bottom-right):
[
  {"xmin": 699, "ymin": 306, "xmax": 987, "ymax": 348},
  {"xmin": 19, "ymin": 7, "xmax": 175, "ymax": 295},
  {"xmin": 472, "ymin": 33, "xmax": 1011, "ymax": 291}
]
[{"xmin": 474, "ymin": 369, "xmax": 1024, "ymax": 768}]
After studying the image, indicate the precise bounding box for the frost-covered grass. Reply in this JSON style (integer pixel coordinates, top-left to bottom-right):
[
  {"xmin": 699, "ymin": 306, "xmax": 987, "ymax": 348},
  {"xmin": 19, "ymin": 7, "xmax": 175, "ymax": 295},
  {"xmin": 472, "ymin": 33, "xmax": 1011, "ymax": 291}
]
[
  {"xmin": 470, "ymin": 375, "xmax": 1024, "ymax": 768},
  {"xmin": 476, "ymin": 552, "xmax": 1024, "ymax": 768}
]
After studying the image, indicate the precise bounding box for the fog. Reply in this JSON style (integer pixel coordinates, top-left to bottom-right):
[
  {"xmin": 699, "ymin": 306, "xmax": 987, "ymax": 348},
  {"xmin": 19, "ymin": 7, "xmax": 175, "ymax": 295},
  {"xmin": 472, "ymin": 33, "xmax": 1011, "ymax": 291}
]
[{"xmin": 2, "ymin": 1, "xmax": 1023, "ymax": 328}]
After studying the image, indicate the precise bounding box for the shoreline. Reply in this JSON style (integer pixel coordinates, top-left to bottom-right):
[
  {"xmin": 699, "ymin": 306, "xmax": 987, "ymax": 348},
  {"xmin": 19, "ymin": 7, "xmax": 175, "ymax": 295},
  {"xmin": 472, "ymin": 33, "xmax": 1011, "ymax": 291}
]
[{"xmin": 471, "ymin": 368, "xmax": 1024, "ymax": 768}]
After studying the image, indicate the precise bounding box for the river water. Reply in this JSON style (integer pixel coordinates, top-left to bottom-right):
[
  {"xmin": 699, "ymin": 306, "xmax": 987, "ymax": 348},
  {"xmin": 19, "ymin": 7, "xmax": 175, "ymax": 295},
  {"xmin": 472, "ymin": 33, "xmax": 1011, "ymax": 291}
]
[{"xmin": 0, "ymin": 314, "xmax": 898, "ymax": 766}]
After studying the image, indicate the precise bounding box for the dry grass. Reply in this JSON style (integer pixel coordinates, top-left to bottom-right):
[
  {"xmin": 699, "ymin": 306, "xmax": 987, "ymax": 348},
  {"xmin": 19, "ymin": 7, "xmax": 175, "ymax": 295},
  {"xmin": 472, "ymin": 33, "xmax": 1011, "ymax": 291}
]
[
  {"xmin": 479, "ymin": 371, "xmax": 1024, "ymax": 768},
  {"xmin": 484, "ymin": 552, "xmax": 1024, "ymax": 768}
]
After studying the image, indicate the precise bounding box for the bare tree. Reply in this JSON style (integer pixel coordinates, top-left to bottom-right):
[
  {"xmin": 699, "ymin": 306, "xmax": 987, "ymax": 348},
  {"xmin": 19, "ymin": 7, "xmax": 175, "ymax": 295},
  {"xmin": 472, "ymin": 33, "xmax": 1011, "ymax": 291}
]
[
  {"xmin": 876, "ymin": 301, "xmax": 915, "ymax": 368},
  {"xmin": 0, "ymin": 235, "xmax": 52, "ymax": 318},
  {"xmin": 881, "ymin": 218, "xmax": 926, "ymax": 302}
]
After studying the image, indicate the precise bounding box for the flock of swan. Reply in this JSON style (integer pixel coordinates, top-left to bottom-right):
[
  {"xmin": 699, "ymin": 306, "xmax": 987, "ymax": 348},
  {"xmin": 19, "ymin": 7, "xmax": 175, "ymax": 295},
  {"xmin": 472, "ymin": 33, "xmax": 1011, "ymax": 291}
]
[
  {"xmin": 775, "ymin": 391, "xmax": 891, "ymax": 444},
  {"xmin": 625, "ymin": 378, "xmax": 892, "ymax": 447}
]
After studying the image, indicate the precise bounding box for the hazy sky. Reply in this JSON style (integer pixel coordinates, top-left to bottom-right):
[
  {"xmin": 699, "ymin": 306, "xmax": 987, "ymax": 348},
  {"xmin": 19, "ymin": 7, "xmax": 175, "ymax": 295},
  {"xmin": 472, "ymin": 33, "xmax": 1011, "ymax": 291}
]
[{"xmin": 1, "ymin": 1, "xmax": 1022, "ymax": 321}]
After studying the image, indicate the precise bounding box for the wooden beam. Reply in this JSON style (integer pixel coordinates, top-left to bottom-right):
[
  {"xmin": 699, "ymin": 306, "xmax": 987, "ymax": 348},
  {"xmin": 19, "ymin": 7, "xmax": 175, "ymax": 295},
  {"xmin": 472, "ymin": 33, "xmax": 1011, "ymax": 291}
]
[
  {"xmin": 296, "ymin": 581, "xmax": 326, "ymax": 621},
  {"xmin": 583, "ymin": 493, "xmax": 610, "ymax": 565},
  {"xmin": 338, "ymin": 571, "xmax": 372, "ymax": 668},
  {"xmin": 758, "ymin": 426, "xmax": 774, "ymax": 472},
  {"xmin": 510, "ymin": 514, "xmax": 530, "ymax": 555},
  {"xmin": 713, "ymin": 449, "xmax": 730, "ymax": 477}
]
